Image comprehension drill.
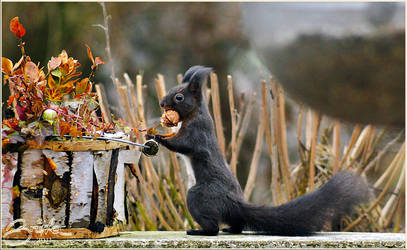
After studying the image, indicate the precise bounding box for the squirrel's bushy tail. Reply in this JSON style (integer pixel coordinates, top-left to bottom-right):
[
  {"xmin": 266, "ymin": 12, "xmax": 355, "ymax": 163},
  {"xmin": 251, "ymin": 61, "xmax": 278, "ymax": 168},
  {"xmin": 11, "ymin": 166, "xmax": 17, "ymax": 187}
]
[{"xmin": 240, "ymin": 172, "xmax": 371, "ymax": 235}]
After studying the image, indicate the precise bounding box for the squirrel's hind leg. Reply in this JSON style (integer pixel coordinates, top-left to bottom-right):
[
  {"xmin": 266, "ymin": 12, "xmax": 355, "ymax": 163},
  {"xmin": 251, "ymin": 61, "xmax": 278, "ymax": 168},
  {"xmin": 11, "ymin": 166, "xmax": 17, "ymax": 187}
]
[{"xmin": 186, "ymin": 217, "xmax": 219, "ymax": 236}]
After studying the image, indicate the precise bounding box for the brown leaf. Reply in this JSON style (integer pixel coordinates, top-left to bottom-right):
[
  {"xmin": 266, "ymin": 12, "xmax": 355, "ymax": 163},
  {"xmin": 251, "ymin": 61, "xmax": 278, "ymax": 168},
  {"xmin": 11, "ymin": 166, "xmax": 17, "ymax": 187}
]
[
  {"xmin": 48, "ymin": 56, "xmax": 62, "ymax": 71},
  {"xmin": 10, "ymin": 17, "xmax": 26, "ymax": 38},
  {"xmin": 94, "ymin": 57, "xmax": 104, "ymax": 66},
  {"xmin": 1, "ymin": 57, "xmax": 13, "ymax": 75},
  {"xmin": 24, "ymin": 61, "xmax": 40, "ymax": 83}
]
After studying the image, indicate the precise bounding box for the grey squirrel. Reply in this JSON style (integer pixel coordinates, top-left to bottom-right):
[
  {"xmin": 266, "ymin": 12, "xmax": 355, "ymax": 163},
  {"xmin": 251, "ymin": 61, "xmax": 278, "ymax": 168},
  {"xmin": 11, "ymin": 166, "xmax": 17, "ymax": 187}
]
[{"xmin": 147, "ymin": 65, "xmax": 371, "ymax": 236}]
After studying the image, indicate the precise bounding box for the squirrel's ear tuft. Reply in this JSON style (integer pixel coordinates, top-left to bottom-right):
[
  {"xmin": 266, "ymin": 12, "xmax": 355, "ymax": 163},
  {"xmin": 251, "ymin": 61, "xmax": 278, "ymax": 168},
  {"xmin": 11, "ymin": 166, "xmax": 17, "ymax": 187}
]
[{"xmin": 184, "ymin": 65, "xmax": 212, "ymax": 95}]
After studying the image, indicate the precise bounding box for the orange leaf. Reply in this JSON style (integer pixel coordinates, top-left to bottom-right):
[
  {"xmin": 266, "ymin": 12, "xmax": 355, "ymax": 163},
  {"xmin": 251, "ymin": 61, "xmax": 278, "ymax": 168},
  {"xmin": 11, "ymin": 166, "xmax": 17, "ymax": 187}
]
[
  {"xmin": 45, "ymin": 157, "xmax": 58, "ymax": 171},
  {"xmin": 10, "ymin": 17, "xmax": 26, "ymax": 39},
  {"xmin": 85, "ymin": 44, "xmax": 94, "ymax": 64},
  {"xmin": 7, "ymin": 95, "xmax": 15, "ymax": 106},
  {"xmin": 45, "ymin": 88, "xmax": 63, "ymax": 102},
  {"xmin": 48, "ymin": 56, "xmax": 62, "ymax": 71},
  {"xmin": 75, "ymin": 78, "xmax": 90, "ymax": 96},
  {"xmin": 69, "ymin": 126, "xmax": 81, "ymax": 138},
  {"xmin": 2, "ymin": 57, "xmax": 13, "ymax": 75},
  {"xmin": 58, "ymin": 121, "xmax": 70, "ymax": 136},
  {"xmin": 47, "ymin": 75, "xmax": 57, "ymax": 89}
]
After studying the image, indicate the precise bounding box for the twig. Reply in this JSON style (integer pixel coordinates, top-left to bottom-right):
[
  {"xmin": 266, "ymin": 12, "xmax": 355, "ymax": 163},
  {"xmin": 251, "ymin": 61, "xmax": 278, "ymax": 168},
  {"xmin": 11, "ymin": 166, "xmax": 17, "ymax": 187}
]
[
  {"xmin": 296, "ymin": 106, "xmax": 306, "ymax": 165},
  {"xmin": 362, "ymin": 130, "xmax": 404, "ymax": 174},
  {"xmin": 340, "ymin": 124, "xmax": 362, "ymax": 166},
  {"xmin": 116, "ymin": 79, "xmax": 138, "ymax": 128},
  {"xmin": 243, "ymin": 97, "xmax": 265, "ymax": 199},
  {"xmin": 98, "ymin": 2, "xmax": 116, "ymax": 85},
  {"xmin": 308, "ymin": 110, "xmax": 321, "ymax": 191},
  {"xmin": 235, "ymin": 93, "xmax": 255, "ymax": 160},
  {"xmin": 123, "ymin": 73, "xmax": 139, "ymax": 123},
  {"xmin": 379, "ymin": 166, "xmax": 405, "ymax": 226},
  {"xmin": 332, "ymin": 121, "xmax": 341, "ymax": 173},
  {"xmin": 136, "ymin": 74, "xmax": 147, "ymax": 130},
  {"xmin": 227, "ymin": 75, "xmax": 237, "ymax": 174},
  {"xmin": 95, "ymin": 83, "xmax": 112, "ymax": 123}
]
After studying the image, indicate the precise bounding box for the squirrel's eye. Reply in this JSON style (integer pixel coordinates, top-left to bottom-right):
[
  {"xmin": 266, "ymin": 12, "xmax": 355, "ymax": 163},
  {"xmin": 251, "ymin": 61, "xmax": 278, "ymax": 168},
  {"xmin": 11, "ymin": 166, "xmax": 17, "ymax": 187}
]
[{"xmin": 174, "ymin": 93, "xmax": 184, "ymax": 102}]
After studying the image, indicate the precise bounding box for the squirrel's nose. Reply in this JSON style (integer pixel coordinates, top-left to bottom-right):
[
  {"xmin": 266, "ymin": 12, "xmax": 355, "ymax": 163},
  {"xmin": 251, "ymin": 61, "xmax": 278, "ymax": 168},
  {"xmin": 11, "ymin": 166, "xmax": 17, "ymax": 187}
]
[{"xmin": 160, "ymin": 100, "xmax": 165, "ymax": 108}]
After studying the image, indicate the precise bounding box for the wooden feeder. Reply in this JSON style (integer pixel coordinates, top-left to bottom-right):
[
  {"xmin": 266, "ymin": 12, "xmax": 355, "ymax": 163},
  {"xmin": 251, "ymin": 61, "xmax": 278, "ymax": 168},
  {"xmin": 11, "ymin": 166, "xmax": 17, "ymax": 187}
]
[{"xmin": 1, "ymin": 138, "xmax": 141, "ymax": 239}]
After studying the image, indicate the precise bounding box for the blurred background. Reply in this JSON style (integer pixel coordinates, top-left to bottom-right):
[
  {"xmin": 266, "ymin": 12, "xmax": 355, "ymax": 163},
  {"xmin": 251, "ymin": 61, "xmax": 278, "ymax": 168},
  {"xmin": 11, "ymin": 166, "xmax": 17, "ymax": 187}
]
[{"xmin": 2, "ymin": 2, "xmax": 405, "ymax": 232}]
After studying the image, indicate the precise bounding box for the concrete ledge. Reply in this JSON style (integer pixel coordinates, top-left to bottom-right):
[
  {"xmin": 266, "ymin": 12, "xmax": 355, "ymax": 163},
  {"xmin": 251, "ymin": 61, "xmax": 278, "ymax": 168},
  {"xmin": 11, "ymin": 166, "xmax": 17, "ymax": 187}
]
[{"xmin": 2, "ymin": 231, "xmax": 405, "ymax": 248}]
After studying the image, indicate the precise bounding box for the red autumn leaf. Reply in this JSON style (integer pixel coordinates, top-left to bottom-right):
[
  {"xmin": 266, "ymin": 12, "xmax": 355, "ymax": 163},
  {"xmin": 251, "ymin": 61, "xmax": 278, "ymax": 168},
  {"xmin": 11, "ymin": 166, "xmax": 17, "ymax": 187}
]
[
  {"xmin": 2, "ymin": 57, "xmax": 13, "ymax": 75},
  {"xmin": 15, "ymin": 104, "xmax": 27, "ymax": 121},
  {"xmin": 10, "ymin": 17, "xmax": 26, "ymax": 39},
  {"xmin": 7, "ymin": 95, "xmax": 15, "ymax": 106},
  {"xmin": 94, "ymin": 57, "xmax": 105, "ymax": 67}
]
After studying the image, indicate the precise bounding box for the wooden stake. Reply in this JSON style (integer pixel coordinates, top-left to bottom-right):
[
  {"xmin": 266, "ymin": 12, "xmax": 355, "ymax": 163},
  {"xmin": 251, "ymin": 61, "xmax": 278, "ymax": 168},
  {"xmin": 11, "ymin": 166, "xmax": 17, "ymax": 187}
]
[
  {"xmin": 227, "ymin": 75, "xmax": 237, "ymax": 174},
  {"xmin": 243, "ymin": 100, "xmax": 265, "ymax": 199},
  {"xmin": 95, "ymin": 84, "xmax": 112, "ymax": 124},
  {"xmin": 332, "ymin": 121, "xmax": 341, "ymax": 173},
  {"xmin": 210, "ymin": 72, "xmax": 226, "ymax": 156}
]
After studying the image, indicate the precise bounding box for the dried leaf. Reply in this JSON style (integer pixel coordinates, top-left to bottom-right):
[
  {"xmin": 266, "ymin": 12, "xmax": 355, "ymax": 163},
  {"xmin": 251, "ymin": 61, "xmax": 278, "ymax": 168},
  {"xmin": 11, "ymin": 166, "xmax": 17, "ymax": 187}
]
[
  {"xmin": 24, "ymin": 61, "xmax": 40, "ymax": 83},
  {"xmin": 69, "ymin": 126, "xmax": 81, "ymax": 137},
  {"xmin": 2, "ymin": 57, "xmax": 13, "ymax": 75},
  {"xmin": 12, "ymin": 56, "xmax": 24, "ymax": 72},
  {"xmin": 48, "ymin": 56, "xmax": 62, "ymax": 71},
  {"xmin": 59, "ymin": 50, "xmax": 68, "ymax": 64},
  {"xmin": 58, "ymin": 121, "xmax": 70, "ymax": 136},
  {"xmin": 10, "ymin": 17, "xmax": 26, "ymax": 38}
]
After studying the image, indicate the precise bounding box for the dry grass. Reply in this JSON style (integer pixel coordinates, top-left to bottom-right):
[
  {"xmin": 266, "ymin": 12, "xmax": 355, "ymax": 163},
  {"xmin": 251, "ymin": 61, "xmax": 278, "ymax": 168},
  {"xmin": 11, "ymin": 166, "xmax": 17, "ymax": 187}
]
[{"xmin": 105, "ymin": 71, "xmax": 404, "ymax": 233}]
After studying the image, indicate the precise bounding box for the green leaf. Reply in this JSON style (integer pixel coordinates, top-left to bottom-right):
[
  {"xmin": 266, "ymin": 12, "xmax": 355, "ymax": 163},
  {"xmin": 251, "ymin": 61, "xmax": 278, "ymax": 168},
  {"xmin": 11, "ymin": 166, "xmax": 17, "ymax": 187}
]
[{"xmin": 51, "ymin": 68, "xmax": 62, "ymax": 78}]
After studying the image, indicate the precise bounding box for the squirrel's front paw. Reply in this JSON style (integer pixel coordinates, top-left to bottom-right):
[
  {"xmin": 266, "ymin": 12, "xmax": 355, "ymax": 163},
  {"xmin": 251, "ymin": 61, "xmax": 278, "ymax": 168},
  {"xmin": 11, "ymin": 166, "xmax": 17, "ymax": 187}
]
[
  {"xmin": 145, "ymin": 134, "xmax": 164, "ymax": 142},
  {"xmin": 145, "ymin": 134, "xmax": 156, "ymax": 141}
]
